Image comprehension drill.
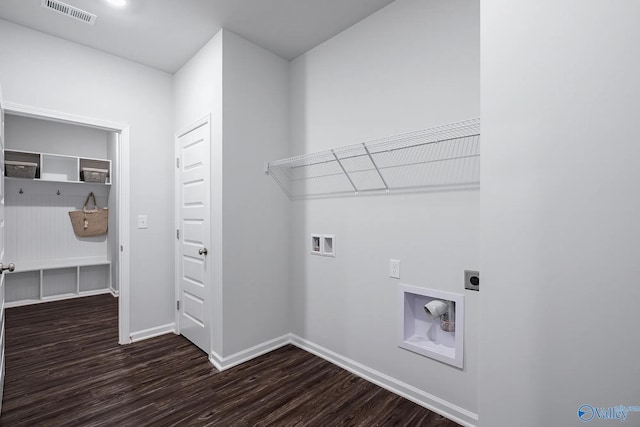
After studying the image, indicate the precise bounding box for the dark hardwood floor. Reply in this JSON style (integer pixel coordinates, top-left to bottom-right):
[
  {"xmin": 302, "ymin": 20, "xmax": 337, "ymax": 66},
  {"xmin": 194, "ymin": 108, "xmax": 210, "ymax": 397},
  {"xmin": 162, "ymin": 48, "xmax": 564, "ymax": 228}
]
[{"xmin": 1, "ymin": 294, "xmax": 460, "ymax": 426}]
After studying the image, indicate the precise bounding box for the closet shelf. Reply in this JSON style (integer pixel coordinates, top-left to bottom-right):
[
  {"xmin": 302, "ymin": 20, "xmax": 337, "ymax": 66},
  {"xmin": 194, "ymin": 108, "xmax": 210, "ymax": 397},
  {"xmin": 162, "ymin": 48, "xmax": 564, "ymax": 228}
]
[
  {"xmin": 5, "ymin": 176, "xmax": 111, "ymax": 186},
  {"xmin": 12, "ymin": 257, "xmax": 111, "ymax": 273},
  {"xmin": 5, "ymin": 149, "xmax": 111, "ymax": 185},
  {"xmin": 265, "ymin": 118, "xmax": 480, "ymax": 199}
]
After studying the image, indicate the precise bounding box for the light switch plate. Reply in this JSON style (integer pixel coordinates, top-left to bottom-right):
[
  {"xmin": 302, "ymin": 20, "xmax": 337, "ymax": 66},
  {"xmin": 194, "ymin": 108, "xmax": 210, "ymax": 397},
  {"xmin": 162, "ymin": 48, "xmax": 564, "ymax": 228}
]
[
  {"xmin": 389, "ymin": 259, "xmax": 400, "ymax": 279},
  {"xmin": 137, "ymin": 215, "xmax": 148, "ymax": 229}
]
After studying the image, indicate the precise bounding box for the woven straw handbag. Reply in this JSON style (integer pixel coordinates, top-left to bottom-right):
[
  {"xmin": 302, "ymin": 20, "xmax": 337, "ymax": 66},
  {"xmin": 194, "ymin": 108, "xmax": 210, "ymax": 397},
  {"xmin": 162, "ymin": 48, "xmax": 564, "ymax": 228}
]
[{"xmin": 69, "ymin": 192, "xmax": 108, "ymax": 237}]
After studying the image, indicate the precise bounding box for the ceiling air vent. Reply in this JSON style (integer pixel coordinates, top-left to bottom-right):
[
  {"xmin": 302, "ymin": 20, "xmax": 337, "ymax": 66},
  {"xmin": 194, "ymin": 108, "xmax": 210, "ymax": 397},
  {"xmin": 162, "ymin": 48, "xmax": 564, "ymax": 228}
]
[{"xmin": 41, "ymin": 0, "xmax": 97, "ymax": 25}]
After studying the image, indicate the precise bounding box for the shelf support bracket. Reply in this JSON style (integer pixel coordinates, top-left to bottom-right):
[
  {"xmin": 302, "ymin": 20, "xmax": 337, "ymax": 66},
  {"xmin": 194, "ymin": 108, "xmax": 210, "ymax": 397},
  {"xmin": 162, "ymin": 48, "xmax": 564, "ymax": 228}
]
[
  {"xmin": 362, "ymin": 143, "xmax": 389, "ymax": 192},
  {"xmin": 331, "ymin": 149, "xmax": 358, "ymax": 193}
]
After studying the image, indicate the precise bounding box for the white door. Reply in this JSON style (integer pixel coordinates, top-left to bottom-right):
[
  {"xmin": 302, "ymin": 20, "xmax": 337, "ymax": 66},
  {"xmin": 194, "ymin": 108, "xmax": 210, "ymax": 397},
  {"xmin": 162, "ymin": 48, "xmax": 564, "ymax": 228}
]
[{"xmin": 176, "ymin": 119, "xmax": 210, "ymax": 354}]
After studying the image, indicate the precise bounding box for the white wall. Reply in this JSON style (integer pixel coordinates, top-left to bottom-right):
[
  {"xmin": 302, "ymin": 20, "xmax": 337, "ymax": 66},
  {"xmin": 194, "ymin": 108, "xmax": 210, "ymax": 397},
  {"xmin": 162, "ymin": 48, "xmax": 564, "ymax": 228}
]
[
  {"xmin": 4, "ymin": 114, "xmax": 111, "ymax": 266},
  {"xmin": 289, "ymin": 0, "xmax": 479, "ymax": 423},
  {"xmin": 480, "ymin": 1, "xmax": 640, "ymax": 426},
  {"xmin": 221, "ymin": 30, "xmax": 290, "ymax": 356},
  {"xmin": 5, "ymin": 114, "xmax": 107, "ymax": 158},
  {"xmin": 174, "ymin": 29, "xmax": 290, "ymax": 358},
  {"xmin": 174, "ymin": 30, "xmax": 224, "ymax": 354},
  {"xmin": 174, "ymin": 31, "xmax": 223, "ymax": 133},
  {"xmin": 0, "ymin": 19, "xmax": 175, "ymax": 333}
]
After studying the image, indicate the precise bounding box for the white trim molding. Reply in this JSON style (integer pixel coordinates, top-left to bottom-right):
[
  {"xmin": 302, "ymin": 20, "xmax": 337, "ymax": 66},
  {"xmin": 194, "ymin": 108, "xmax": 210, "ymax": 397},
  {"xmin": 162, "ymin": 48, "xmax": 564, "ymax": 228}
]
[
  {"xmin": 4, "ymin": 289, "xmax": 112, "ymax": 309},
  {"xmin": 209, "ymin": 334, "xmax": 291, "ymax": 371},
  {"xmin": 99, "ymin": 323, "xmax": 479, "ymax": 426},
  {"xmin": 117, "ymin": 126, "xmax": 131, "ymax": 345},
  {"xmin": 3, "ymin": 102, "xmax": 125, "ymax": 131},
  {"xmin": 205, "ymin": 332, "xmax": 477, "ymax": 426},
  {"xmin": 129, "ymin": 323, "xmax": 176, "ymax": 343},
  {"xmin": 289, "ymin": 334, "xmax": 478, "ymax": 427}
]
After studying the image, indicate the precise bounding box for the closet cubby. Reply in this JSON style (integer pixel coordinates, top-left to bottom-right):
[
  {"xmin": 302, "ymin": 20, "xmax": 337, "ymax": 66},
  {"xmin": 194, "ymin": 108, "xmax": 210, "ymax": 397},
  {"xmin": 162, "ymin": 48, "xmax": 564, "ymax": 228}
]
[
  {"xmin": 42, "ymin": 268, "xmax": 77, "ymax": 298},
  {"xmin": 79, "ymin": 158, "xmax": 110, "ymax": 177},
  {"xmin": 5, "ymin": 271, "xmax": 40, "ymax": 303},
  {"xmin": 5, "ymin": 260, "xmax": 112, "ymax": 307},
  {"xmin": 5, "ymin": 149, "xmax": 111, "ymax": 184},
  {"xmin": 41, "ymin": 154, "xmax": 77, "ymax": 182},
  {"xmin": 5, "ymin": 151, "xmax": 40, "ymax": 178},
  {"xmin": 79, "ymin": 264, "xmax": 110, "ymax": 292}
]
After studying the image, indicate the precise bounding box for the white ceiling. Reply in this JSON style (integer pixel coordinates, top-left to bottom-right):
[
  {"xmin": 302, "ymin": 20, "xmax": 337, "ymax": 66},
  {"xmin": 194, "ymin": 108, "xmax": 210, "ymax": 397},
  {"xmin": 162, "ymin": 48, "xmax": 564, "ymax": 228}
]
[{"xmin": 0, "ymin": 0, "xmax": 396, "ymax": 73}]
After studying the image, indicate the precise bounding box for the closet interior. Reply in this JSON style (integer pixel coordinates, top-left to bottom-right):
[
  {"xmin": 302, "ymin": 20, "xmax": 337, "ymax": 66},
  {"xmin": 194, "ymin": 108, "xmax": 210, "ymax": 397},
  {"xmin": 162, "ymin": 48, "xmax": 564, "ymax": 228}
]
[{"xmin": 3, "ymin": 114, "xmax": 119, "ymax": 307}]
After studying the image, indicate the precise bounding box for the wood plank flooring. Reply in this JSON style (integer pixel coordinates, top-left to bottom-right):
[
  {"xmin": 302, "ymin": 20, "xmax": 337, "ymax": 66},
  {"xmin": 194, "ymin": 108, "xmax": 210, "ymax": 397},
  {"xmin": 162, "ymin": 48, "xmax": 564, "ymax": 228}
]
[{"xmin": 1, "ymin": 294, "xmax": 460, "ymax": 427}]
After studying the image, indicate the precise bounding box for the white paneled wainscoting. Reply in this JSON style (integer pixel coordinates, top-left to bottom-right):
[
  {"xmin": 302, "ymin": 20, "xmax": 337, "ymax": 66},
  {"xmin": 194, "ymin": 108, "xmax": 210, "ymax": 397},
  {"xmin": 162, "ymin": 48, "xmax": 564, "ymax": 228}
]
[{"xmin": 4, "ymin": 172, "xmax": 113, "ymax": 307}]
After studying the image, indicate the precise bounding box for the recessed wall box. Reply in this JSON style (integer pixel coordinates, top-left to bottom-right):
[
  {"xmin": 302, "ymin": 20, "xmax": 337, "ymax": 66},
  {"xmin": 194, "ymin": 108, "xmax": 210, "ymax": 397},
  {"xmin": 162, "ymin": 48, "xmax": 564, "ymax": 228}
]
[
  {"xmin": 311, "ymin": 234, "xmax": 322, "ymax": 255},
  {"xmin": 398, "ymin": 284, "xmax": 464, "ymax": 368},
  {"xmin": 322, "ymin": 235, "xmax": 335, "ymax": 257}
]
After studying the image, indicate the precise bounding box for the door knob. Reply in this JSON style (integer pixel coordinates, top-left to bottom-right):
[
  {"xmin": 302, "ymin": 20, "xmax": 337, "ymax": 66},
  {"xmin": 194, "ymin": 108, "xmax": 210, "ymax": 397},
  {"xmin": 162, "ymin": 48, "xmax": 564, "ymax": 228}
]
[
  {"xmin": 198, "ymin": 248, "xmax": 208, "ymax": 256},
  {"xmin": 0, "ymin": 263, "xmax": 15, "ymax": 273}
]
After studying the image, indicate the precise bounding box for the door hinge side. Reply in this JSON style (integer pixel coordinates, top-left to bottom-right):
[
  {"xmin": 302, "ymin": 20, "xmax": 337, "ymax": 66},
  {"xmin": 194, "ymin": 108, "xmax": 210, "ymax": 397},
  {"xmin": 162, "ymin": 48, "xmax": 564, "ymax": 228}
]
[
  {"xmin": 176, "ymin": 229, "xmax": 180, "ymax": 240},
  {"xmin": 177, "ymin": 300, "xmax": 180, "ymax": 311},
  {"xmin": 176, "ymin": 157, "xmax": 180, "ymax": 168}
]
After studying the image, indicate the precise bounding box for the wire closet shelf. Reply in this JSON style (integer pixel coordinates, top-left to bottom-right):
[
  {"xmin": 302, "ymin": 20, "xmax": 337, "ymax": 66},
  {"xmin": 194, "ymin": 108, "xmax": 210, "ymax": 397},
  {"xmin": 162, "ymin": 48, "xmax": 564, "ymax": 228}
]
[{"xmin": 265, "ymin": 118, "xmax": 480, "ymax": 199}]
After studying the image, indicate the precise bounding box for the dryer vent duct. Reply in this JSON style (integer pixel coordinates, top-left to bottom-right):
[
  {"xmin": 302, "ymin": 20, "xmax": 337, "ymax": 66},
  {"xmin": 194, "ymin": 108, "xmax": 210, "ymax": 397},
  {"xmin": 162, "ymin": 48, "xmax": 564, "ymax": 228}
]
[{"xmin": 41, "ymin": 0, "xmax": 97, "ymax": 25}]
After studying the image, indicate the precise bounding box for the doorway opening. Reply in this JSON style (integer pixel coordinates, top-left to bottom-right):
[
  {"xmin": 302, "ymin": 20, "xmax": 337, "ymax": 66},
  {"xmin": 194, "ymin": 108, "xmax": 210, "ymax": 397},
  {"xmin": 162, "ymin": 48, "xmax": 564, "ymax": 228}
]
[{"xmin": 3, "ymin": 102, "xmax": 131, "ymax": 343}]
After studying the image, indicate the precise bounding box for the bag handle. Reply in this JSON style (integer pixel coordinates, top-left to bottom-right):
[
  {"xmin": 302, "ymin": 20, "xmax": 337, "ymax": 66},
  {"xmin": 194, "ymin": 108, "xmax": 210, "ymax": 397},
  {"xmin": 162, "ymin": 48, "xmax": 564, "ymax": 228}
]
[{"xmin": 83, "ymin": 192, "xmax": 99, "ymax": 212}]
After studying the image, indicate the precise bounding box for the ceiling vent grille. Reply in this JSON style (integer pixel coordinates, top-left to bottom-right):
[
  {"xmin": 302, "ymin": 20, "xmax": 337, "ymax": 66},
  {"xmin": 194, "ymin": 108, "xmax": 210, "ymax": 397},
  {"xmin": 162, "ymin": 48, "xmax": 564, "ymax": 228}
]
[{"xmin": 41, "ymin": 0, "xmax": 97, "ymax": 25}]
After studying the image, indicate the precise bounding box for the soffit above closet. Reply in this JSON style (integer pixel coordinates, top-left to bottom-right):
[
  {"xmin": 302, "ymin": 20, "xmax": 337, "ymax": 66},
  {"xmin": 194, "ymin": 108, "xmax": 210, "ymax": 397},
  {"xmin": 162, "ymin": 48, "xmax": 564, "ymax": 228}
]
[{"xmin": 0, "ymin": 0, "xmax": 396, "ymax": 73}]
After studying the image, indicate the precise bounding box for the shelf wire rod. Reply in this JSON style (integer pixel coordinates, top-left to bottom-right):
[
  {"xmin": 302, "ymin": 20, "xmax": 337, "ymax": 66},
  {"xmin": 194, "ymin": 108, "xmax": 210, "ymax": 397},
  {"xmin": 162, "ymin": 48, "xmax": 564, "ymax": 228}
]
[
  {"xmin": 362, "ymin": 143, "xmax": 389, "ymax": 191},
  {"xmin": 289, "ymin": 133, "xmax": 479, "ymax": 170},
  {"xmin": 367, "ymin": 133, "xmax": 479, "ymax": 156},
  {"xmin": 287, "ymin": 154, "xmax": 480, "ymax": 182},
  {"xmin": 331, "ymin": 149, "xmax": 359, "ymax": 193}
]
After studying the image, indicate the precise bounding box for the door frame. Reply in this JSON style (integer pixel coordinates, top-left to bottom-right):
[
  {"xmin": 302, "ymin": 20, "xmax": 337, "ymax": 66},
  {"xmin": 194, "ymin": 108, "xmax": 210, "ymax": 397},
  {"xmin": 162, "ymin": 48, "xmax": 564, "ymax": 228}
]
[
  {"xmin": 3, "ymin": 102, "xmax": 131, "ymax": 344},
  {"xmin": 174, "ymin": 114, "xmax": 211, "ymax": 353}
]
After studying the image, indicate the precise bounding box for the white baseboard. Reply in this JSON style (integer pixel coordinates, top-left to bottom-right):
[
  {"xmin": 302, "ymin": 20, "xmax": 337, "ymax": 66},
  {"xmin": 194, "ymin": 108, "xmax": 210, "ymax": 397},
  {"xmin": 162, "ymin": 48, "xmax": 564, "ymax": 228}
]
[
  {"xmin": 209, "ymin": 334, "xmax": 291, "ymax": 371},
  {"xmin": 129, "ymin": 323, "xmax": 176, "ymax": 343},
  {"xmin": 5, "ymin": 288, "xmax": 112, "ymax": 308},
  {"xmin": 126, "ymin": 328, "xmax": 476, "ymax": 426},
  {"xmin": 289, "ymin": 334, "xmax": 478, "ymax": 427}
]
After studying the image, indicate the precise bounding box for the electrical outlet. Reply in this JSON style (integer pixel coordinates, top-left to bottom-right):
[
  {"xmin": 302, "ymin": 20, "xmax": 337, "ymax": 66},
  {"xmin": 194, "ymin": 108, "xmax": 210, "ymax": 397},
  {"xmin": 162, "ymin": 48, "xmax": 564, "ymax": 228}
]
[
  {"xmin": 389, "ymin": 259, "xmax": 400, "ymax": 279},
  {"xmin": 464, "ymin": 270, "xmax": 479, "ymax": 291}
]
